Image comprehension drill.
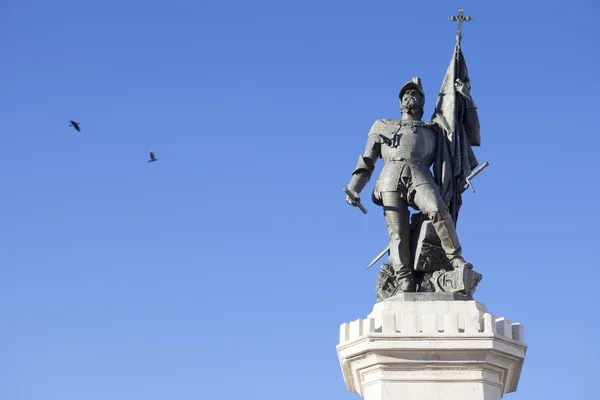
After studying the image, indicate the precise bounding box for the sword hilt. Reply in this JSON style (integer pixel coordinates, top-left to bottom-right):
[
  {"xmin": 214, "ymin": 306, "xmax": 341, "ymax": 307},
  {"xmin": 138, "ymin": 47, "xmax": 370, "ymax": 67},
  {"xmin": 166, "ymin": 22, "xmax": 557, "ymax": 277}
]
[{"xmin": 344, "ymin": 187, "xmax": 367, "ymax": 214}]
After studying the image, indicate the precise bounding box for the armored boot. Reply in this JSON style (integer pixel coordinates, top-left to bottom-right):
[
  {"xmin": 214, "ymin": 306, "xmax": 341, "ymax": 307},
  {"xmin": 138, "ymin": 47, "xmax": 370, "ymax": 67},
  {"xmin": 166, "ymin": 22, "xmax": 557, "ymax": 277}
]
[
  {"xmin": 392, "ymin": 261, "xmax": 416, "ymax": 292},
  {"xmin": 395, "ymin": 273, "xmax": 416, "ymax": 292},
  {"xmin": 449, "ymin": 256, "xmax": 473, "ymax": 270},
  {"xmin": 389, "ymin": 262, "xmax": 416, "ymax": 294},
  {"xmin": 376, "ymin": 264, "xmax": 416, "ymax": 302}
]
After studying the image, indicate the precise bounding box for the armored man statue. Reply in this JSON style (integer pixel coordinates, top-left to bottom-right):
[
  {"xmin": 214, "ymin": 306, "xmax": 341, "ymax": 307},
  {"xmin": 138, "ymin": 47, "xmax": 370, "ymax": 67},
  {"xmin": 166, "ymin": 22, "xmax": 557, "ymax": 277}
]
[
  {"xmin": 337, "ymin": 12, "xmax": 528, "ymax": 400},
  {"xmin": 344, "ymin": 49, "xmax": 485, "ymax": 300}
]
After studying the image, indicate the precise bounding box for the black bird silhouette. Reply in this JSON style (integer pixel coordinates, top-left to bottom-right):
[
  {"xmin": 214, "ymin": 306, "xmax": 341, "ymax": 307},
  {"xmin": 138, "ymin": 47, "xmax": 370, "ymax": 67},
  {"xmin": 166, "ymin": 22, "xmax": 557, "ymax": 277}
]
[
  {"xmin": 148, "ymin": 152, "xmax": 157, "ymax": 163},
  {"xmin": 69, "ymin": 121, "xmax": 81, "ymax": 132}
]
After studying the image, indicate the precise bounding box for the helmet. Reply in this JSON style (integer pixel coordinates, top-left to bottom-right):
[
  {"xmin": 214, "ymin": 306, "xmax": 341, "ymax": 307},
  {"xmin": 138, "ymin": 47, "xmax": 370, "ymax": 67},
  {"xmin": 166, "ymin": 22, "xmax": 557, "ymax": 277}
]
[{"xmin": 399, "ymin": 77, "xmax": 425, "ymax": 102}]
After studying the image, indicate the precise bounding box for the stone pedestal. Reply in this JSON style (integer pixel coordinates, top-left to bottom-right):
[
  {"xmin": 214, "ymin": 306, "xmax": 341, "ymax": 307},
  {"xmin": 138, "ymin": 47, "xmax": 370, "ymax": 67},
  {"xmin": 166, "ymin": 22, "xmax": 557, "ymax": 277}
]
[{"xmin": 337, "ymin": 294, "xmax": 527, "ymax": 400}]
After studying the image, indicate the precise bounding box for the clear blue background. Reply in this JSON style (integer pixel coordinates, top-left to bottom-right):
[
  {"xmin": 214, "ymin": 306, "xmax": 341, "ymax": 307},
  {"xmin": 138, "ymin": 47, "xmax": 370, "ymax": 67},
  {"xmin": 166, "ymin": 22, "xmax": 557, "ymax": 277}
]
[{"xmin": 2, "ymin": 0, "xmax": 598, "ymax": 399}]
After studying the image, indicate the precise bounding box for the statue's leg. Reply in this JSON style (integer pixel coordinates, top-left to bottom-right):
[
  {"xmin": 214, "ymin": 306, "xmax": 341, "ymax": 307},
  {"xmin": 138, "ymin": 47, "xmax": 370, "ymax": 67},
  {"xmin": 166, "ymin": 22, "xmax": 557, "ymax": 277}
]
[
  {"xmin": 412, "ymin": 184, "xmax": 472, "ymax": 269},
  {"xmin": 381, "ymin": 191, "xmax": 415, "ymax": 291}
]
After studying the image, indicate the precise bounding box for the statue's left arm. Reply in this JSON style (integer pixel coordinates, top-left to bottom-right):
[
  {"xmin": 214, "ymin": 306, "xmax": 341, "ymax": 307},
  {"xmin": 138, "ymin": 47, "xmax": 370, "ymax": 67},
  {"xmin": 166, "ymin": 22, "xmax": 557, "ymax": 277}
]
[{"xmin": 456, "ymin": 79, "xmax": 480, "ymax": 146}]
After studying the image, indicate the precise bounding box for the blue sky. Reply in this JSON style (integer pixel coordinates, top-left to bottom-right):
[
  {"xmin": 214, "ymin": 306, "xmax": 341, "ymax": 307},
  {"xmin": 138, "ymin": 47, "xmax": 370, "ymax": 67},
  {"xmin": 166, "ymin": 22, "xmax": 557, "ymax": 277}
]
[{"xmin": 2, "ymin": 0, "xmax": 599, "ymax": 399}]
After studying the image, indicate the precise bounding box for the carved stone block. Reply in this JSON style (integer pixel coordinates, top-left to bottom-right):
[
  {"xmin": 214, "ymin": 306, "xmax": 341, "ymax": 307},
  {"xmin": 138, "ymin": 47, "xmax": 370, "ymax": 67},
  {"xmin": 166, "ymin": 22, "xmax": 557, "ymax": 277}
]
[
  {"xmin": 430, "ymin": 267, "xmax": 482, "ymax": 298},
  {"xmin": 375, "ymin": 264, "xmax": 398, "ymax": 302}
]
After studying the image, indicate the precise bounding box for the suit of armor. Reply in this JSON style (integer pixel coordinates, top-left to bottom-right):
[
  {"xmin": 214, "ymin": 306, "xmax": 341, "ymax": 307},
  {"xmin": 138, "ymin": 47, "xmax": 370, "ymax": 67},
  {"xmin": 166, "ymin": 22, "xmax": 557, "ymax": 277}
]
[{"xmin": 346, "ymin": 79, "xmax": 474, "ymax": 291}]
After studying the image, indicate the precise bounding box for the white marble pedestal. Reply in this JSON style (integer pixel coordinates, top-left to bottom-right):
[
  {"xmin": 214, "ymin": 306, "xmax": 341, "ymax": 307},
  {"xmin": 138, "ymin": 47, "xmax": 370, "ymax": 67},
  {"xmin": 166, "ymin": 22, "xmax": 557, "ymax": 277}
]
[{"xmin": 337, "ymin": 294, "xmax": 527, "ymax": 400}]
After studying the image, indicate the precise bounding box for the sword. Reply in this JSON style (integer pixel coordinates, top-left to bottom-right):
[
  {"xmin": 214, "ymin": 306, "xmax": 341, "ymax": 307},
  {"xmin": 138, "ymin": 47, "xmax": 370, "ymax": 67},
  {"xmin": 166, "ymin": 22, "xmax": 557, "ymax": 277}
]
[
  {"xmin": 365, "ymin": 161, "xmax": 489, "ymax": 269},
  {"xmin": 462, "ymin": 161, "xmax": 489, "ymax": 193},
  {"xmin": 366, "ymin": 246, "xmax": 390, "ymax": 269},
  {"xmin": 343, "ymin": 187, "xmax": 367, "ymax": 214}
]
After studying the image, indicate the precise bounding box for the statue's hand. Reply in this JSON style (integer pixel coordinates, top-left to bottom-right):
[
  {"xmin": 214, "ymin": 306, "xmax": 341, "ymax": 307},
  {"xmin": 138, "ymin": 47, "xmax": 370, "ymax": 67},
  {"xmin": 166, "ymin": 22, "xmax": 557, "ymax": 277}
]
[
  {"xmin": 345, "ymin": 189, "xmax": 360, "ymax": 207},
  {"xmin": 455, "ymin": 79, "xmax": 471, "ymax": 98}
]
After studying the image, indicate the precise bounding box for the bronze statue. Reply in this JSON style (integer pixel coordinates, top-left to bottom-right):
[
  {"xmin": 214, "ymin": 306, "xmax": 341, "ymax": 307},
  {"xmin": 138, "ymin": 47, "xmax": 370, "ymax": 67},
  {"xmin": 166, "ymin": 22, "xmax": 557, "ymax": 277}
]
[{"xmin": 344, "ymin": 9, "xmax": 485, "ymax": 300}]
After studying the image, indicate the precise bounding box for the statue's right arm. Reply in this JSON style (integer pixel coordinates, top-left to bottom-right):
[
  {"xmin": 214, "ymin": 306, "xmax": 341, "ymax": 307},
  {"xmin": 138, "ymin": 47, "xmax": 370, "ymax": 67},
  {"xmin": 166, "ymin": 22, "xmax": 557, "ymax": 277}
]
[{"xmin": 346, "ymin": 120, "xmax": 383, "ymax": 197}]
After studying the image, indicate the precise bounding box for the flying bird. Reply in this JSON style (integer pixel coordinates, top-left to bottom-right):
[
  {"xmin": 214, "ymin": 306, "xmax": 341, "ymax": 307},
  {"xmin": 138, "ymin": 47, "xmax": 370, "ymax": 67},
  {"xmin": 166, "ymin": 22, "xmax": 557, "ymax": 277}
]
[
  {"xmin": 69, "ymin": 121, "xmax": 81, "ymax": 132},
  {"xmin": 148, "ymin": 152, "xmax": 158, "ymax": 163}
]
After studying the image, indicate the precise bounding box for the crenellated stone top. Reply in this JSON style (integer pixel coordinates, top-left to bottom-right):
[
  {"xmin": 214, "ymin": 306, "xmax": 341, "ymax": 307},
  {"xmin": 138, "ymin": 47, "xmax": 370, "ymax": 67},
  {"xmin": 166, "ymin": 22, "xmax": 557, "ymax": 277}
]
[
  {"xmin": 337, "ymin": 294, "xmax": 527, "ymax": 399},
  {"xmin": 339, "ymin": 294, "xmax": 525, "ymax": 346}
]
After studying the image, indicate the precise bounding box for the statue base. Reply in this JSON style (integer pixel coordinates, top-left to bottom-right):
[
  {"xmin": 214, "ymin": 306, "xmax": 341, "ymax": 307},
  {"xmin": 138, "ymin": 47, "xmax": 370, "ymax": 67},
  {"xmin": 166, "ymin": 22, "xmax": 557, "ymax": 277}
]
[
  {"xmin": 337, "ymin": 293, "xmax": 527, "ymax": 400},
  {"xmin": 376, "ymin": 264, "xmax": 482, "ymax": 301}
]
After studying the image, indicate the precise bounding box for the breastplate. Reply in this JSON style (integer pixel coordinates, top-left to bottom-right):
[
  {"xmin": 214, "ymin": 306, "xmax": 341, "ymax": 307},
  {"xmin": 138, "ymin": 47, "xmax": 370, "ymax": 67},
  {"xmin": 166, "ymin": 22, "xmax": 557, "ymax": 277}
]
[{"xmin": 381, "ymin": 122, "xmax": 437, "ymax": 166}]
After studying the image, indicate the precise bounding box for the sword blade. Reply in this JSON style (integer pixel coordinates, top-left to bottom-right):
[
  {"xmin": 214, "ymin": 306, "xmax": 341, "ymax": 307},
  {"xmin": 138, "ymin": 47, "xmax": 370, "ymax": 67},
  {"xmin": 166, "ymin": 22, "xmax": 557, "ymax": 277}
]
[
  {"xmin": 366, "ymin": 246, "xmax": 390, "ymax": 269},
  {"xmin": 467, "ymin": 161, "xmax": 489, "ymax": 180}
]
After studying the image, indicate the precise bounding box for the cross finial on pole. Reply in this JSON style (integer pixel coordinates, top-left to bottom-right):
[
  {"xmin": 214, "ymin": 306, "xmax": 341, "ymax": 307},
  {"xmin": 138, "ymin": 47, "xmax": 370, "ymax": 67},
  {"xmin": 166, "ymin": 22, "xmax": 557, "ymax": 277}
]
[{"xmin": 449, "ymin": 8, "xmax": 472, "ymax": 46}]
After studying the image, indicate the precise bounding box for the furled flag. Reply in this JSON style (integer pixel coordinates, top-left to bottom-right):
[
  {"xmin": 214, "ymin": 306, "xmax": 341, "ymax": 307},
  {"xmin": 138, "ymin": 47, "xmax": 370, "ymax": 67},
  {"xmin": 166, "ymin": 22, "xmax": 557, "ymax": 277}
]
[{"xmin": 432, "ymin": 42, "xmax": 481, "ymax": 223}]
